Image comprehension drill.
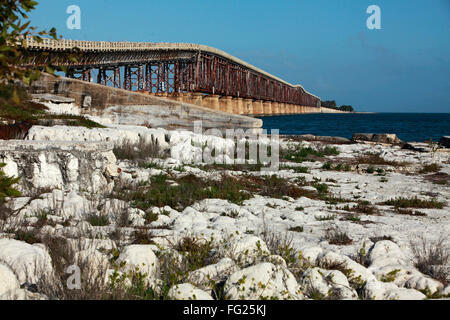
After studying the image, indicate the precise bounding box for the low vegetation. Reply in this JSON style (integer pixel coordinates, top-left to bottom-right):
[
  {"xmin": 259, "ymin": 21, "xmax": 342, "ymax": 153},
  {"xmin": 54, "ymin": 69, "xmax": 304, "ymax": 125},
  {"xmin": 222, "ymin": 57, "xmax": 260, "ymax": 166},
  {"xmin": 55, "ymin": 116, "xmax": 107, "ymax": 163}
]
[
  {"xmin": 113, "ymin": 136, "xmax": 166, "ymax": 163},
  {"xmin": 410, "ymin": 235, "xmax": 449, "ymax": 285},
  {"xmin": 382, "ymin": 197, "xmax": 445, "ymax": 209},
  {"xmin": 324, "ymin": 225, "xmax": 353, "ymax": 245},
  {"xmin": 394, "ymin": 208, "xmax": 427, "ymax": 217},
  {"xmin": 0, "ymin": 85, "xmax": 104, "ymax": 128},
  {"xmin": 0, "ymin": 162, "xmax": 21, "ymax": 203},
  {"xmin": 353, "ymin": 153, "xmax": 408, "ymax": 167},
  {"xmin": 419, "ymin": 163, "xmax": 441, "ymax": 174},
  {"xmin": 282, "ymin": 145, "xmax": 339, "ymax": 163}
]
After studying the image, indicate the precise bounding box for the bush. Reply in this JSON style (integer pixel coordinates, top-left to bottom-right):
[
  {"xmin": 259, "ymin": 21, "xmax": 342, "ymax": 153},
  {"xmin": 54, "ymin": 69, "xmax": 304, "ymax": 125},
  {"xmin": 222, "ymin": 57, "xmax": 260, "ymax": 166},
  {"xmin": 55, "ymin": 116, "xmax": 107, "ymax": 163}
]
[
  {"xmin": 324, "ymin": 226, "xmax": 353, "ymax": 245},
  {"xmin": 420, "ymin": 163, "xmax": 441, "ymax": 174},
  {"xmin": 382, "ymin": 197, "xmax": 445, "ymax": 209},
  {"xmin": 283, "ymin": 146, "xmax": 339, "ymax": 163},
  {"xmin": 113, "ymin": 137, "xmax": 165, "ymax": 163},
  {"xmin": 0, "ymin": 163, "xmax": 21, "ymax": 203},
  {"xmin": 410, "ymin": 235, "xmax": 449, "ymax": 285},
  {"xmin": 339, "ymin": 105, "xmax": 354, "ymax": 112}
]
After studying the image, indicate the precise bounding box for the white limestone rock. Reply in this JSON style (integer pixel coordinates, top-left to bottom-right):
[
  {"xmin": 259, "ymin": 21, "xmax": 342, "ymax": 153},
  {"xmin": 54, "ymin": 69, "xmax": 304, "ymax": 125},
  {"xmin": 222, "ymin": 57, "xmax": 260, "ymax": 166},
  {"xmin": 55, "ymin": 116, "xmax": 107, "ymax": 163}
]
[
  {"xmin": 116, "ymin": 245, "xmax": 159, "ymax": 283},
  {"xmin": 226, "ymin": 235, "xmax": 270, "ymax": 266},
  {"xmin": 168, "ymin": 283, "xmax": 214, "ymax": 300},
  {"xmin": 318, "ymin": 251, "xmax": 377, "ymax": 285},
  {"xmin": 362, "ymin": 279, "xmax": 426, "ymax": 300},
  {"xmin": 0, "ymin": 239, "xmax": 54, "ymax": 285},
  {"xmin": 367, "ymin": 240, "xmax": 410, "ymax": 268},
  {"xmin": 300, "ymin": 267, "xmax": 358, "ymax": 300},
  {"xmin": 74, "ymin": 249, "xmax": 110, "ymax": 280},
  {"xmin": 224, "ymin": 262, "xmax": 303, "ymax": 300},
  {"xmin": 186, "ymin": 258, "xmax": 239, "ymax": 290},
  {"xmin": 0, "ymin": 263, "xmax": 20, "ymax": 298},
  {"xmin": 0, "ymin": 140, "xmax": 117, "ymax": 195}
]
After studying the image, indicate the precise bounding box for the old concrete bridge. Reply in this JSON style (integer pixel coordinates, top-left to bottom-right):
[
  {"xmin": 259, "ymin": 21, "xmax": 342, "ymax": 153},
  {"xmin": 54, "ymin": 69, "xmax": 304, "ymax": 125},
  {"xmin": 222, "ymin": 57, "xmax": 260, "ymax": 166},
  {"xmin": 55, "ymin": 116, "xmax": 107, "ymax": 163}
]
[{"xmin": 21, "ymin": 37, "xmax": 339, "ymax": 116}]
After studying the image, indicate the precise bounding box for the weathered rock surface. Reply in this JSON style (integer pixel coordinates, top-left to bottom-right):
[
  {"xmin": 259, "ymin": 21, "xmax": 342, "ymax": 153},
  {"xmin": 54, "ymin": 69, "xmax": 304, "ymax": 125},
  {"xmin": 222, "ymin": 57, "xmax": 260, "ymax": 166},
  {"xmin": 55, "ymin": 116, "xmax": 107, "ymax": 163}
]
[
  {"xmin": 168, "ymin": 283, "xmax": 214, "ymax": 300},
  {"xmin": 440, "ymin": 136, "xmax": 450, "ymax": 148},
  {"xmin": 116, "ymin": 245, "xmax": 159, "ymax": 282},
  {"xmin": 0, "ymin": 140, "xmax": 118, "ymax": 194},
  {"xmin": 224, "ymin": 263, "xmax": 303, "ymax": 300},
  {"xmin": 352, "ymin": 133, "xmax": 403, "ymax": 144},
  {"xmin": 0, "ymin": 239, "xmax": 54, "ymax": 285}
]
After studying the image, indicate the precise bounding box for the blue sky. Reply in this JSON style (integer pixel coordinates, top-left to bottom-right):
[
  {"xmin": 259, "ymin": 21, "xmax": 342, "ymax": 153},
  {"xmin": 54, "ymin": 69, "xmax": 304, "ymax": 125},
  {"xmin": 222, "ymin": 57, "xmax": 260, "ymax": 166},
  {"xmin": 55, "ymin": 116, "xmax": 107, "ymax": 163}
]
[{"xmin": 29, "ymin": 0, "xmax": 450, "ymax": 112}]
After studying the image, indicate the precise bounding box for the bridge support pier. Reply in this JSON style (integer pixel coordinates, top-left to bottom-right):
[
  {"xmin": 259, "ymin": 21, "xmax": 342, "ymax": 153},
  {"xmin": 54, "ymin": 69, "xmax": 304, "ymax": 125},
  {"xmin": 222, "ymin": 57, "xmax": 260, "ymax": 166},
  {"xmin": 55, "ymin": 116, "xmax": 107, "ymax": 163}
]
[
  {"xmin": 263, "ymin": 101, "xmax": 272, "ymax": 115},
  {"xmin": 272, "ymin": 102, "xmax": 280, "ymax": 115},
  {"xmin": 202, "ymin": 94, "xmax": 220, "ymax": 110},
  {"xmin": 190, "ymin": 92, "xmax": 203, "ymax": 106},
  {"xmin": 219, "ymin": 96, "xmax": 233, "ymax": 113},
  {"xmin": 233, "ymin": 98, "xmax": 244, "ymax": 115},
  {"xmin": 252, "ymin": 100, "xmax": 263, "ymax": 115},
  {"xmin": 243, "ymin": 99, "xmax": 253, "ymax": 115}
]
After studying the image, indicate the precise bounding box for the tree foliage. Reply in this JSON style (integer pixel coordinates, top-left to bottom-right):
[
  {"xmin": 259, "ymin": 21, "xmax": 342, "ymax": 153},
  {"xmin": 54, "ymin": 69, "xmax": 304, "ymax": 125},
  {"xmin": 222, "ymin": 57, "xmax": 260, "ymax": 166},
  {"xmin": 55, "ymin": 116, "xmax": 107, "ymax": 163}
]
[
  {"xmin": 339, "ymin": 105, "xmax": 354, "ymax": 112},
  {"xmin": 0, "ymin": 0, "xmax": 57, "ymax": 89},
  {"xmin": 321, "ymin": 100, "xmax": 337, "ymax": 109},
  {"xmin": 0, "ymin": 163, "xmax": 21, "ymax": 203}
]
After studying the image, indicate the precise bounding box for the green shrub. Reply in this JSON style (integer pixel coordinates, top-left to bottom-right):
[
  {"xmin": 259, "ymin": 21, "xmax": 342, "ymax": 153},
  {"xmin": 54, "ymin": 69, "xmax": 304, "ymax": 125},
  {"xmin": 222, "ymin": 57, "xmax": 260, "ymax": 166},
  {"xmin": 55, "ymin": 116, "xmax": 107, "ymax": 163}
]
[
  {"xmin": 0, "ymin": 163, "xmax": 21, "ymax": 203},
  {"xmin": 86, "ymin": 213, "xmax": 109, "ymax": 226},
  {"xmin": 382, "ymin": 197, "xmax": 445, "ymax": 209}
]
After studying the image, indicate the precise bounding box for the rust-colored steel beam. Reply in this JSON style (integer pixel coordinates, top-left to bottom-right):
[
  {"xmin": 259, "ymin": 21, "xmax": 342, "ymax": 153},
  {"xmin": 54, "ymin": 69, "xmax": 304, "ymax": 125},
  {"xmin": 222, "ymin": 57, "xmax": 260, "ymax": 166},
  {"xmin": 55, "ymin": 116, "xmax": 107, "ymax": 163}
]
[{"xmin": 26, "ymin": 42, "xmax": 321, "ymax": 108}]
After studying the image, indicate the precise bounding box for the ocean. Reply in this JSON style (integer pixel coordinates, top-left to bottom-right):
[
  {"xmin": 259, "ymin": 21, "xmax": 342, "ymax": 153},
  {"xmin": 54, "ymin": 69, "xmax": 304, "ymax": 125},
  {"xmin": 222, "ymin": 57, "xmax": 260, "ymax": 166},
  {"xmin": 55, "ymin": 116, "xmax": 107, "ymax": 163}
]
[{"xmin": 258, "ymin": 113, "xmax": 450, "ymax": 143}]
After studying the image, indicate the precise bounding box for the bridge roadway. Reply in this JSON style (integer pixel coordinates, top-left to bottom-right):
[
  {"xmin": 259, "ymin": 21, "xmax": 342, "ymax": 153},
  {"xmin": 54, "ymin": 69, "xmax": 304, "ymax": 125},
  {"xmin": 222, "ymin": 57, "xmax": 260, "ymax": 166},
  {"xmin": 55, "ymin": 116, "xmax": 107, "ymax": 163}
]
[{"xmin": 23, "ymin": 37, "xmax": 323, "ymax": 115}]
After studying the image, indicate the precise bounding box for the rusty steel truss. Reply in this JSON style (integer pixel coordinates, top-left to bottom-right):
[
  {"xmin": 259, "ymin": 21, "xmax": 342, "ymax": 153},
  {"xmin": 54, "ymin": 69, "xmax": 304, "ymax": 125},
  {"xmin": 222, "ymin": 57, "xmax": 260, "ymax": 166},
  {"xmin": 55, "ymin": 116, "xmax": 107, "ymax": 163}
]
[{"xmin": 23, "ymin": 39, "xmax": 321, "ymax": 107}]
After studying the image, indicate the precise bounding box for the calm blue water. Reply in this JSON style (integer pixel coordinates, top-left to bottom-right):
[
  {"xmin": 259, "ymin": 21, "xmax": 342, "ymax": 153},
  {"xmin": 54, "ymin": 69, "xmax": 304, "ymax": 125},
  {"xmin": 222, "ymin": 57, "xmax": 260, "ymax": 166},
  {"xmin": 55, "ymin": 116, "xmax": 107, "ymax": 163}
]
[{"xmin": 258, "ymin": 113, "xmax": 450, "ymax": 143}]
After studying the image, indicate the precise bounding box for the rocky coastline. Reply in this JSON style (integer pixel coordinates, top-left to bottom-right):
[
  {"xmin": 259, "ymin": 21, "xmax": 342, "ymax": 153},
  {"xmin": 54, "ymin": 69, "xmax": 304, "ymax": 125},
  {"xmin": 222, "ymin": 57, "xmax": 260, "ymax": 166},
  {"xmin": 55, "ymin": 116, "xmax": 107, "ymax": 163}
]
[{"xmin": 0, "ymin": 99, "xmax": 449, "ymax": 301}]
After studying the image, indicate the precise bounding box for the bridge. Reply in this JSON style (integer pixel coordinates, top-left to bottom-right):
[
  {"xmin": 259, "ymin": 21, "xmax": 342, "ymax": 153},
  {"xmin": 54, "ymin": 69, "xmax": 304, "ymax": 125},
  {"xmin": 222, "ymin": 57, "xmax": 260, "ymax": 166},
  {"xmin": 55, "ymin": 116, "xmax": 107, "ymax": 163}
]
[{"xmin": 23, "ymin": 37, "xmax": 324, "ymax": 116}]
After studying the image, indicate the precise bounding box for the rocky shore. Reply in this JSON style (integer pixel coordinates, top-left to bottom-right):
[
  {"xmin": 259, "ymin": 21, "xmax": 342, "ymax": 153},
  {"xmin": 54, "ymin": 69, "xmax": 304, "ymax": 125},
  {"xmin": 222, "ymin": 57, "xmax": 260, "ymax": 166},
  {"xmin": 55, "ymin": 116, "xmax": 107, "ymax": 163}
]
[{"xmin": 0, "ymin": 101, "xmax": 449, "ymax": 301}]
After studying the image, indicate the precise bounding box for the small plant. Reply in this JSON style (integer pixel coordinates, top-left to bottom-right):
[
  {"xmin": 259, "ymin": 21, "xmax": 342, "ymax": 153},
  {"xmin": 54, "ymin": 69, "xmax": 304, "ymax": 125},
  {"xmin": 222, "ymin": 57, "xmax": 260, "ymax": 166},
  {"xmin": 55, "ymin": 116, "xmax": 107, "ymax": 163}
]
[
  {"xmin": 113, "ymin": 137, "xmax": 165, "ymax": 163},
  {"xmin": 370, "ymin": 235, "xmax": 394, "ymax": 243},
  {"xmin": 410, "ymin": 235, "xmax": 449, "ymax": 285},
  {"xmin": 259, "ymin": 224, "xmax": 298, "ymax": 268},
  {"xmin": 14, "ymin": 229, "xmax": 41, "ymax": 244},
  {"xmin": 289, "ymin": 226, "xmax": 304, "ymax": 233},
  {"xmin": 344, "ymin": 214, "xmax": 361, "ymax": 223},
  {"xmin": 315, "ymin": 214, "xmax": 336, "ymax": 221},
  {"xmin": 283, "ymin": 146, "xmax": 339, "ymax": 163},
  {"xmin": 426, "ymin": 139, "xmax": 440, "ymax": 160},
  {"xmin": 86, "ymin": 213, "xmax": 109, "ymax": 226},
  {"xmin": 295, "ymin": 206, "xmax": 304, "ymax": 211},
  {"xmin": 381, "ymin": 269, "xmax": 401, "ymax": 283},
  {"xmin": 395, "ymin": 208, "xmax": 427, "ymax": 217},
  {"xmin": 144, "ymin": 212, "xmax": 159, "ymax": 224},
  {"xmin": 314, "ymin": 183, "xmax": 329, "ymax": 195},
  {"xmin": 367, "ymin": 166, "xmax": 375, "ymax": 174},
  {"xmin": 420, "ymin": 163, "xmax": 441, "ymax": 174},
  {"xmin": 352, "ymin": 201, "xmax": 379, "ymax": 216},
  {"xmin": 322, "ymin": 162, "xmax": 332, "ymax": 170},
  {"xmin": 324, "ymin": 226, "xmax": 353, "ymax": 245}
]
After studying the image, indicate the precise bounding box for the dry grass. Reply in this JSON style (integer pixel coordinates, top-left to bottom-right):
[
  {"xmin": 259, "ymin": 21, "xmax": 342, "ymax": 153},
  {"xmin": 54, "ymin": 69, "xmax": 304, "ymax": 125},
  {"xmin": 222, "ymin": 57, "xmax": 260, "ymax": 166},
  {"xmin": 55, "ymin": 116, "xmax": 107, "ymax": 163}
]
[
  {"xmin": 113, "ymin": 136, "xmax": 167, "ymax": 163},
  {"xmin": 353, "ymin": 153, "xmax": 408, "ymax": 167},
  {"xmin": 324, "ymin": 225, "xmax": 353, "ymax": 245},
  {"xmin": 410, "ymin": 235, "xmax": 449, "ymax": 285}
]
